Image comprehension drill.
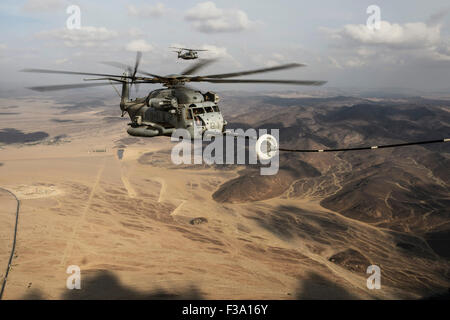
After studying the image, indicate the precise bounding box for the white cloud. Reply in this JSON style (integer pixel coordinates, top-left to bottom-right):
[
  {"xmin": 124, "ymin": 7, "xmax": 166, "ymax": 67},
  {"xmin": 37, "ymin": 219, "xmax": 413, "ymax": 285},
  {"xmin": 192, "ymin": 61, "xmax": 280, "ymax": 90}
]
[
  {"xmin": 55, "ymin": 58, "xmax": 69, "ymax": 64},
  {"xmin": 22, "ymin": 0, "xmax": 67, "ymax": 12},
  {"xmin": 328, "ymin": 56, "xmax": 343, "ymax": 69},
  {"xmin": 128, "ymin": 3, "xmax": 167, "ymax": 18},
  {"xmin": 184, "ymin": 2, "xmax": 255, "ymax": 33},
  {"xmin": 320, "ymin": 12, "xmax": 450, "ymax": 67},
  {"xmin": 251, "ymin": 53, "xmax": 287, "ymax": 67},
  {"xmin": 37, "ymin": 27, "xmax": 119, "ymax": 48},
  {"xmin": 345, "ymin": 57, "xmax": 366, "ymax": 68},
  {"xmin": 200, "ymin": 44, "xmax": 231, "ymax": 60},
  {"xmin": 329, "ymin": 21, "xmax": 441, "ymax": 49},
  {"xmin": 128, "ymin": 27, "xmax": 145, "ymax": 37},
  {"xmin": 185, "ymin": 1, "xmax": 222, "ymax": 20},
  {"xmin": 126, "ymin": 40, "xmax": 153, "ymax": 53}
]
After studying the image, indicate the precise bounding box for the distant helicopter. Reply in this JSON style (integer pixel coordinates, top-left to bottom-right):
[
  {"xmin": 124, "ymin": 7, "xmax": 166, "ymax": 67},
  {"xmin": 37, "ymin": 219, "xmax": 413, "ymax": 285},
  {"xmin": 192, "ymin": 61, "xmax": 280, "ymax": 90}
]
[
  {"xmin": 22, "ymin": 52, "xmax": 326, "ymax": 139},
  {"xmin": 170, "ymin": 47, "xmax": 208, "ymax": 60}
]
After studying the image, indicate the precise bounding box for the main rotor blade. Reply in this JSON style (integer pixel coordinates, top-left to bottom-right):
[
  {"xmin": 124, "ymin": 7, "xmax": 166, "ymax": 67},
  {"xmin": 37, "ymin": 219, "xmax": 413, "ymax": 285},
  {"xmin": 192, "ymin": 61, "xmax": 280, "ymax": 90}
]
[
  {"xmin": 170, "ymin": 47, "xmax": 208, "ymax": 51},
  {"xmin": 195, "ymin": 78, "xmax": 327, "ymax": 86},
  {"xmin": 100, "ymin": 61, "xmax": 164, "ymax": 79},
  {"xmin": 27, "ymin": 82, "xmax": 116, "ymax": 92},
  {"xmin": 181, "ymin": 59, "xmax": 216, "ymax": 75},
  {"xmin": 21, "ymin": 68, "xmax": 128, "ymax": 79},
  {"xmin": 198, "ymin": 63, "xmax": 305, "ymax": 79},
  {"xmin": 27, "ymin": 80, "xmax": 160, "ymax": 92},
  {"xmin": 132, "ymin": 51, "xmax": 142, "ymax": 80}
]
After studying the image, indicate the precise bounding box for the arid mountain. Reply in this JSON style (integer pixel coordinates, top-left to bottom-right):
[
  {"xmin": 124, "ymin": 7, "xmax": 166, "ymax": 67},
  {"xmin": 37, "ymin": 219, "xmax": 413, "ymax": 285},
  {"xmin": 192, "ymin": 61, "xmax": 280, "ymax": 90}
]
[
  {"xmin": 0, "ymin": 93, "xmax": 448, "ymax": 300},
  {"xmin": 219, "ymin": 94, "xmax": 450, "ymax": 262}
]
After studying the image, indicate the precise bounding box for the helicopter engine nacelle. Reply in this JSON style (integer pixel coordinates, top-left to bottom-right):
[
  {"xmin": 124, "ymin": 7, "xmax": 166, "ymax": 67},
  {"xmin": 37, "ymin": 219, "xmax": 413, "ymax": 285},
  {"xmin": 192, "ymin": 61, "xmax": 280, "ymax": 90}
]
[
  {"xmin": 148, "ymin": 97, "xmax": 178, "ymax": 109},
  {"xmin": 204, "ymin": 92, "xmax": 220, "ymax": 104}
]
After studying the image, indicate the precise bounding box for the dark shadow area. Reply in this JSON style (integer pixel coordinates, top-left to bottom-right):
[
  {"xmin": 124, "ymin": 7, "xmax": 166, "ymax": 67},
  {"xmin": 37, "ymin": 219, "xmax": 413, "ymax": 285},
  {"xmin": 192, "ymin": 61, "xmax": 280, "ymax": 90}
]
[
  {"xmin": 0, "ymin": 128, "xmax": 49, "ymax": 144},
  {"xmin": 388, "ymin": 231, "xmax": 437, "ymax": 260},
  {"xmin": 425, "ymin": 229, "xmax": 450, "ymax": 259},
  {"xmin": 62, "ymin": 270, "xmax": 204, "ymax": 300},
  {"xmin": 50, "ymin": 118, "xmax": 75, "ymax": 123},
  {"xmin": 328, "ymin": 249, "xmax": 371, "ymax": 274},
  {"xmin": 245, "ymin": 205, "xmax": 347, "ymax": 243},
  {"xmin": 421, "ymin": 288, "xmax": 450, "ymax": 300},
  {"xmin": 0, "ymin": 112, "xmax": 20, "ymax": 115},
  {"xmin": 103, "ymin": 116, "xmax": 129, "ymax": 123},
  {"xmin": 1, "ymin": 105, "xmax": 19, "ymax": 109},
  {"xmin": 117, "ymin": 149, "xmax": 124, "ymax": 160},
  {"xmin": 296, "ymin": 272, "xmax": 357, "ymax": 300},
  {"xmin": 21, "ymin": 270, "xmax": 204, "ymax": 300},
  {"xmin": 21, "ymin": 289, "xmax": 45, "ymax": 300}
]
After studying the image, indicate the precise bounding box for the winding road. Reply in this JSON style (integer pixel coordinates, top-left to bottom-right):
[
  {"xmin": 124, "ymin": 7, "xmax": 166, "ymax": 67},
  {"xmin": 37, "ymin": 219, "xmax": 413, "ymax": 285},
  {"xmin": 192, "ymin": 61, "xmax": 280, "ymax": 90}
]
[{"xmin": 0, "ymin": 187, "xmax": 20, "ymax": 300}]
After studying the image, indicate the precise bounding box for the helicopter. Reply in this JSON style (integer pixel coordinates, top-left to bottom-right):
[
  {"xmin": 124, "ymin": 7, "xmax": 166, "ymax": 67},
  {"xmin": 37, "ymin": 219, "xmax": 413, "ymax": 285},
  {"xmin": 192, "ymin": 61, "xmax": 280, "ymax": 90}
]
[
  {"xmin": 21, "ymin": 53, "xmax": 449, "ymax": 152},
  {"xmin": 170, "ymin": 47, "xmax": 209, "ymax": 60},
  {"xmin": 22, "ymin": 52, "xmax": 326, "ymax": 140}
]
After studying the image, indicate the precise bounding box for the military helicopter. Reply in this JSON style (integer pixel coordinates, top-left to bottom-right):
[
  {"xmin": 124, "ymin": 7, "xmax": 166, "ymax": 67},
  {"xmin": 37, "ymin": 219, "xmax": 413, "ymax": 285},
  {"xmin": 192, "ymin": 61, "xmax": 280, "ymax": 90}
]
[
  {"xmin": 22, "ymin": 52, "xmax": 327, "ymax": 140},
  {"xmin": 170, "ymin": 47, "xmax": 209, "ymax": 60}
]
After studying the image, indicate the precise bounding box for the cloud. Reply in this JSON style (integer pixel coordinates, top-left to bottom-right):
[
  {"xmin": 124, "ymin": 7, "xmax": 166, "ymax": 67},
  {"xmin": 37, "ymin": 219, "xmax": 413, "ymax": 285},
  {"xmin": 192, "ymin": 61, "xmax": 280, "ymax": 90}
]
[
  {"xmin": 128, "ymin": 27, "xmax": 145, "ymax": 37},
  {"xmin": 55, "ymin": 58, "xmax": 69, "ymax": 64},
  {"xmin": 37, "ymin": 27, "xmax": 119, "ymax": 47},
  {"xmin": 251, "ymin": 53, "xmax": 287, "ymax": 67},
  {"xmin": 127, "ymin": 3, "xmax": 167, "ymax": 18},
  {"xmin": 328, "ymin": 56, "xmax": 343, "ymax": 69},
  {"xmin": 22, "ymin": 0, "xmax": 67, "ymax": 12},
  {"xmin": 201, "ymin": 44, "xmax": 232, "ymax": 60},
  {"xmin": 126, "ymin": 40, "xmax": 153, "ymax": 52},
  {"xmin": 427, "ymin": 7, "xmax": 450, "ymax": 27},
  {"xmin": 323, "ymin": 21, "xmax": 442, "ymax": 49},
  {"xmin": 184, "ymin": 2, "xmax": 255, "ymax": 33},
  {"xmin": 320, "ymin": 11, "xmax": 450, "ymax": 67}
]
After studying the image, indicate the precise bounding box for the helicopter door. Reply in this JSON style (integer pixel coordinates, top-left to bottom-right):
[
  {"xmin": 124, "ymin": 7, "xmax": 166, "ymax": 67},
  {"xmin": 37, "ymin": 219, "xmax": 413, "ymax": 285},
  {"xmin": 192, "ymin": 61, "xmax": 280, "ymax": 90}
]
[
  {"xmin": 194, "ymin": 116, "xmax": 205, "ymax": 128},
  {"xmin": 192, "ymin": 107, "xmax": 206, "ymax": 130}
]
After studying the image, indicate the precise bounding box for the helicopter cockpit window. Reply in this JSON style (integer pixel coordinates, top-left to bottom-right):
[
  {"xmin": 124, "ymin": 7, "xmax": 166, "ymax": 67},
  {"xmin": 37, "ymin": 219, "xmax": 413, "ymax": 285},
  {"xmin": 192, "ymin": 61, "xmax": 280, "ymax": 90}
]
[
  {"xmin": 186, "ymin": 109, "xmax": 193, "ymax": 120},
  {"xmin": 204, "ymin": 106, "xmax": 213, "ymax": 113},
  {"xmin": 193, "ymin": 107, "xmax": 204, "ymax": 115},
  {"xmin": 213, "ymin": 106, "xmax": 219, "ymax": 112}
]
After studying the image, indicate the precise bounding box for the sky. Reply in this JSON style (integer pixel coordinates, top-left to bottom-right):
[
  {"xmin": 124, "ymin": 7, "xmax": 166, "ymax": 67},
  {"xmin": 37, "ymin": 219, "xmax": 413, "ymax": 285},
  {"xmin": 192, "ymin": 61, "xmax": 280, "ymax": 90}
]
[{"xmin": 1, "ymin": 0, "xmax": 450, "ymax": 94}]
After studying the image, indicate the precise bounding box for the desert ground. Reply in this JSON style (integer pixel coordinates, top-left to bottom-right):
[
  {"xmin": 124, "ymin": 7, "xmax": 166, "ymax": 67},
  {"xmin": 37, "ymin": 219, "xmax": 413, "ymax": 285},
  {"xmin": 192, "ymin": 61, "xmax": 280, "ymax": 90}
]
[{"xmin": 0, "ymin": 93, "xmax": 449, "ymax": 299}]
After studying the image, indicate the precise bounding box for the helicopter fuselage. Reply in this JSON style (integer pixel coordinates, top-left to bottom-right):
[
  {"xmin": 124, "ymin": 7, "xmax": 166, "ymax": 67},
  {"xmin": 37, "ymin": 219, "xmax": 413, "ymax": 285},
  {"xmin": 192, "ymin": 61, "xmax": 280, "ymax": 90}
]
[
  {"xmin": 178, "ymin": 51, "xmax": 198, "ymax": 60},
  {"xmin": 122, "ymin": 86, "xmax": 225, "ymax": 139}
]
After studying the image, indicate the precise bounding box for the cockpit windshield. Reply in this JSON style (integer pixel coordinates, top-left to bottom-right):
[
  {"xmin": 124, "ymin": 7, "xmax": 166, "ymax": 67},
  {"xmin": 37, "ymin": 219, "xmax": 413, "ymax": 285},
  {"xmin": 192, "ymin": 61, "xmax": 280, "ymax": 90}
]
[{"xmin": 192, "ymin": 107, "xmax": 204, "ymax": 115}]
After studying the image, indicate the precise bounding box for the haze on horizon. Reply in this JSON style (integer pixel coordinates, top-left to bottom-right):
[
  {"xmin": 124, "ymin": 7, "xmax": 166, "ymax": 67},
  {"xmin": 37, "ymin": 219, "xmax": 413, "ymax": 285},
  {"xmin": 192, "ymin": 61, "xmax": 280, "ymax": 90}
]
[{"xmin": 1, "ymin": 0, "xmax": 450, "ymax": 94}]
